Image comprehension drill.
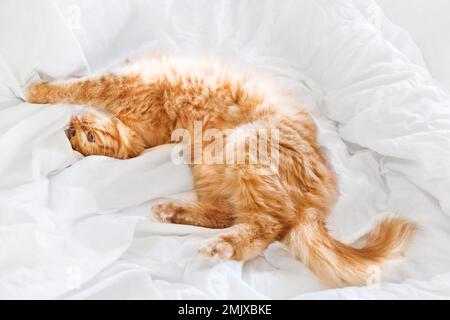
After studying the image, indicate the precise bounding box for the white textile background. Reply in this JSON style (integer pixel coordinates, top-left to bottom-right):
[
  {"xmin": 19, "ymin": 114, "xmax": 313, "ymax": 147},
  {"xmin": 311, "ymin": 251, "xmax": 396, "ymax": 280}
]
[{"xmin": 1, "ymin": 0, "xmax": 450, "ymax": 299}]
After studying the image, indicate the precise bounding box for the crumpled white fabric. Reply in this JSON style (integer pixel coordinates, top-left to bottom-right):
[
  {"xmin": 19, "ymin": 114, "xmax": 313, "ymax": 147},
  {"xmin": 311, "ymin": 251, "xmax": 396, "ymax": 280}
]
[
  {"xmin": 1, "ymin": 0, "xmax": 450, "ymax": 299},
  {"xmin": 377, "ymin": 0, "xmax": 450, "ymax": 94}
]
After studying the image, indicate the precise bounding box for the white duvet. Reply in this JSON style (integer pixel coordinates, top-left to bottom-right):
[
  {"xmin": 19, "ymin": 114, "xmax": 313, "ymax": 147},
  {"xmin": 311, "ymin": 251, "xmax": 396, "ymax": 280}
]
[{"xmin": 1, "ymin": 0, "xmax": 450, "ymax": 299}]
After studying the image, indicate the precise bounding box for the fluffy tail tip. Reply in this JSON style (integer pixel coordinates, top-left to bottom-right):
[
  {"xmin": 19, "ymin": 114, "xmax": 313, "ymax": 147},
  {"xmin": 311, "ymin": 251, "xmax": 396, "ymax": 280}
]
[{"xmin": 367, "ymin": 215, "xmax": 417, "ymax": 259}]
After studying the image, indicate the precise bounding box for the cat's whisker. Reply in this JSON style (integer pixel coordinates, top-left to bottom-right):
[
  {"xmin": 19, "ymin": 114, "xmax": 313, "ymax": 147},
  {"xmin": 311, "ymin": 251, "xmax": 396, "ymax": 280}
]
[{"xmin": 105, "ymin": 131, "xmax": 112, "ymax": 156}]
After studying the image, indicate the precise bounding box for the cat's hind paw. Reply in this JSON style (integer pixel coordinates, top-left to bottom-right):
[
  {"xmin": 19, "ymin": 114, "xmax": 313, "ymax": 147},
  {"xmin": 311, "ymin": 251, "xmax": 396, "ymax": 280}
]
[{"xmin": 199, "ymin": 238, "xmax": 235, "ymax": 260}]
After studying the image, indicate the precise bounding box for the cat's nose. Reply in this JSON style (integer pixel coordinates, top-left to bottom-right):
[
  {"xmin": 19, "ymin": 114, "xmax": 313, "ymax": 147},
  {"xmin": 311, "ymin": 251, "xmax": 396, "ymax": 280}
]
[{"xmin": 71, "ymin": 116, "xmax": 79, "ymax": 124}]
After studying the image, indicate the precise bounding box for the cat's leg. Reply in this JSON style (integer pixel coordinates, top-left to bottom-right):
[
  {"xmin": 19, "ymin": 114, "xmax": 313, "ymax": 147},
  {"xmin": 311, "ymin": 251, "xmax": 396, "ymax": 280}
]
[
  {"xmin": 152, "ymin": 200, "xmax": 233, "ymax": 228},
  {"xmin": 26, "ymin": 75, "xmax": 142, "ymax": 114},
  {"xmin": 199, "ymin": 164, "xmax": 292, "ymax": 261},
  {"xmin": 152, "ymin": 163, "xmax": 234, "ymax": 229},
  {"xmin": 198, "ymin": 206, "xmax": 288, "ymax": 261}
]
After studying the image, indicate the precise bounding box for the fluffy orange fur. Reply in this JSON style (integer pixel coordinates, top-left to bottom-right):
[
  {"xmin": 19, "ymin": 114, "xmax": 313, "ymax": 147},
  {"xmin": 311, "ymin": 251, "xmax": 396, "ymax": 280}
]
[{"xmin": 27, "ymin": 56, "xmax": 416, "ymax": 287}]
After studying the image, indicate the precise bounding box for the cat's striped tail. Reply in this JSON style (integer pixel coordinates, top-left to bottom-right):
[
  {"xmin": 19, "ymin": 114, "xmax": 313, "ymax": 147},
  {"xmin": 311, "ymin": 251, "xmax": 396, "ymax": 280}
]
[{"xmin": 283, "ymin": 215, "xmax": 416, "ymax": 287}]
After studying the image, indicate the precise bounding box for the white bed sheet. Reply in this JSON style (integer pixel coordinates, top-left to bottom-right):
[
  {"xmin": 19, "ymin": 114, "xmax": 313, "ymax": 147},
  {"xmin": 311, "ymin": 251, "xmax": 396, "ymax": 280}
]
[
  {"xmin": 1, "ymin": 0, "xmax": 450, "ymax": 299},
  {"xmin": 377, "ymin": 0, "xmax": 450, "ymax": 94}
]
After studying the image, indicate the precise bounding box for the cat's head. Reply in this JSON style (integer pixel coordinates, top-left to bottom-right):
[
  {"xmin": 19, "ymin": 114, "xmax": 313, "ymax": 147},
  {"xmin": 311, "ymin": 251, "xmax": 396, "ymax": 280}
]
[{"xmin": 66, "ymin": 113, "xmax": 146, "ymax": 159}]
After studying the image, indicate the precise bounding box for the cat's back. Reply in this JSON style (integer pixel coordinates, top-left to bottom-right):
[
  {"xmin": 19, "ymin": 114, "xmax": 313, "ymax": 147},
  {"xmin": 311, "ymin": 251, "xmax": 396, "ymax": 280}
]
[{"xmin": 114, "ymin": 54, "xmax": 304, "ymax": 118}]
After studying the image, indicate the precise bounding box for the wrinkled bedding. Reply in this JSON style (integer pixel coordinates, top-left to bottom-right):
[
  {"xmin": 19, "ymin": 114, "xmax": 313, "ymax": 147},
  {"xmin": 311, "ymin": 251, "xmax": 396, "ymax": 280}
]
[
  {"xmin": 1, "ymin": 0, "xmax": 450, "ymax": 299},
  {"xmin": 377, "ymin": 0, "xmax": 450, "ymax": 94}
]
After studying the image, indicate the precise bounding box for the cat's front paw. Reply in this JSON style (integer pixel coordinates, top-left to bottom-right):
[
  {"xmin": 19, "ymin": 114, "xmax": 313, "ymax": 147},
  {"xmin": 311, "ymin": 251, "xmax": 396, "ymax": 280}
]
[
  {"xmin": 152, "ymin": 201, "xmax": 177, "ymax": 223},
  {"xmin": 199, "ymin": 238, "xmax": 235, "ymax": 260},
  {"xmin": 26, "ymin": 82, "xmax": 50, "ymax": 104}
]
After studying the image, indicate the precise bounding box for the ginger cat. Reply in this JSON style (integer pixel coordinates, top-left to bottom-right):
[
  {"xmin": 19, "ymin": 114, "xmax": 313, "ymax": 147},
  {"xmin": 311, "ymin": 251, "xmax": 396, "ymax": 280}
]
[{"xmin": 27, "ymin": 55, "xmax": 415, "ymax": 287}]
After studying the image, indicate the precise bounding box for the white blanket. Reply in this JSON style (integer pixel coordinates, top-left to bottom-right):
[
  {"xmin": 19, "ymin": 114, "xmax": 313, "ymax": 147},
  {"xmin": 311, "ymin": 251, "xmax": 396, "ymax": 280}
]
[{"xmin": 1, "ymin": 0, "xmax": 450, "ymax": 299}]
